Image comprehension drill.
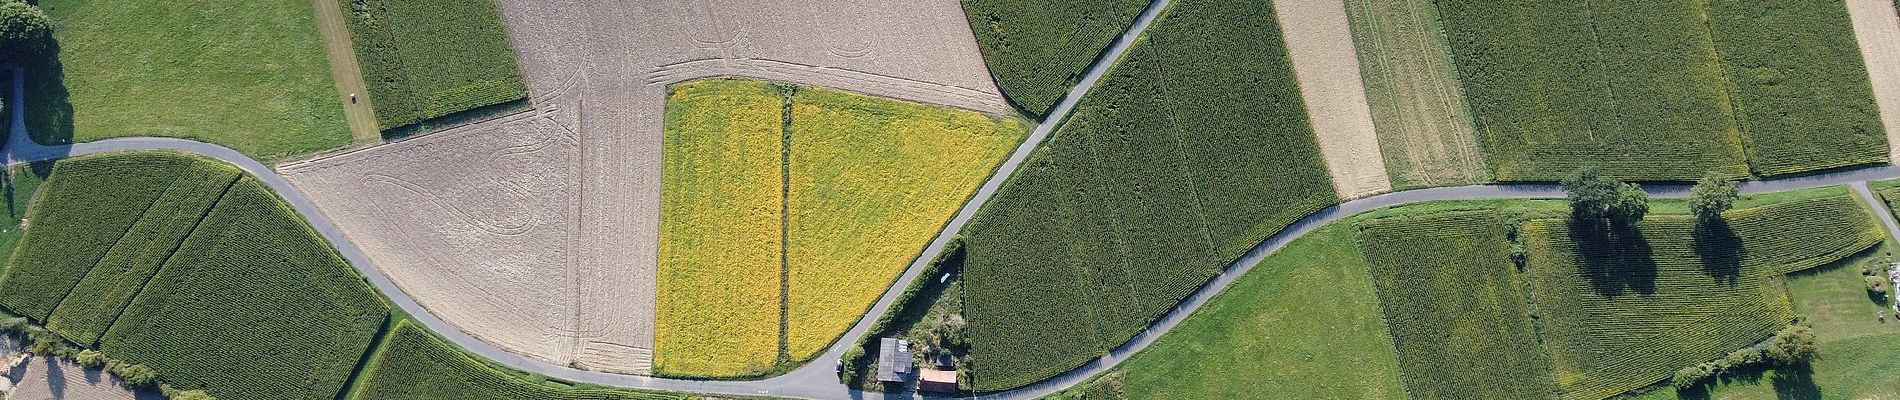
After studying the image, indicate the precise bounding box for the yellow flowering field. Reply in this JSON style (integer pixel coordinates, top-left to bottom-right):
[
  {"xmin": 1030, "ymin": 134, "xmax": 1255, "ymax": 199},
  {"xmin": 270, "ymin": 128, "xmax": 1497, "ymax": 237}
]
[{"xmin": 653, "ymin": 79, "xmax": 787, "ymax": 377}]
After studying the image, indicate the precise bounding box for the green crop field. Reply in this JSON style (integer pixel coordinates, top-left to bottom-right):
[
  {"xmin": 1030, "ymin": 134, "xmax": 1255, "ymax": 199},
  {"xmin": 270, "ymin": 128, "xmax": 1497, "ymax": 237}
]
[
  {"xmin": 46, "ymin": 159, "xmax": 239, "ymax": 346},
  {"xmin": 0, "ymin": 165, "xmax": 49, "ymax": 274},
  {"xmin": 22, "ymin": 0, "xmax": 351, "ymax": 160},
  {"xmin": 341, "ymin": 0, "xmax": 526, "ymax": 132},
  {"xmin": 100, "ymin": 178, "xmax": 388, "ymax": 400},
  {"xmin": 0, "ymin": 153, "xmax": 197, "ymax": 321},
  {"xmin": 1437, "ymin": 0, "xmax": 1747, "ymax": 181},
  {"xmin": 1521, "ymin": 192, "xmax": 1881, "ymax": 399},
  {"xmin": 960, "ymin": 0, "xmax": 1337, "ymax": 390},
  {"xmin": 1706, "ymin": 0, "xmax": 1887, "ymax": 176},
  {"xmin": 352, "ymin": 320, "xmax": 693, "ymax": 400},
  {"xmin": 961, "ymin": 0, "xmax": 1149, "ymax": 117},
  {"xmin": 1110, "ymin": 223, "xmax": 1405, "ymax": 399},
  {"xmin": 1357, "ymin": 210, "xmax": 1557, "ymax": 399}
]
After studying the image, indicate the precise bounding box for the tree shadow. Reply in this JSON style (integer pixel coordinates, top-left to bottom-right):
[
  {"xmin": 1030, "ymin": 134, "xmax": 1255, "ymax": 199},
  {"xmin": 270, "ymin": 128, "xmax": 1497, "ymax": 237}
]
[
  {"xmin": 1771, "ymin": 363, "xmax": 1820, "ymax": 400},
  {"xmin": 16, "ymin": 39, "xmax": 72, "ymax": 148},
  {"xmin": 1570, "ymin": 218, "xmax": 1657, "ymax": 296},
  {"xmin": 1694, "ymin": 218, "xmax": 1745, "ymax": 284}
]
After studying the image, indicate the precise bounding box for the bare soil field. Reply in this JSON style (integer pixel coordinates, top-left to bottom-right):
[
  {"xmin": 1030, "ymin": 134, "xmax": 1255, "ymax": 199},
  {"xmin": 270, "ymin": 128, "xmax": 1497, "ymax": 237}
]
[
  {"xmin": 1343, "ymin": 0, "xmax": 1487, "ymax": 188},
  {"xmin": 5, "ymin": 356, "xmax": 159, "ymax": 400},
  {"xmin": 1847, "ymin": 0, "xmax": 1900, "ymax": 160},
  {"xmin": 1274, "ymin": 0, "xmax": 1391, "ymax": 198},
  {"xmin": 280, "ymin": 0, "xmax": 1005, "ymax": 376}
]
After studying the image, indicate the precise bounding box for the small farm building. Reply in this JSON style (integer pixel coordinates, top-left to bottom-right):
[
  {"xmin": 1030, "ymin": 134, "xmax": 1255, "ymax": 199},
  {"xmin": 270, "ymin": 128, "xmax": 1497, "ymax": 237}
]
[{"xmin": 877, "ymin": 338, "xmax": 912, "ymax": 382}]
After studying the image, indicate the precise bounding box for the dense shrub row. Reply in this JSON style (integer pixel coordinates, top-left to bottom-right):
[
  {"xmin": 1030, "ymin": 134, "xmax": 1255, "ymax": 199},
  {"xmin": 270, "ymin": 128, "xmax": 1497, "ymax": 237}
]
[
  {"xmin": 1355, "ymin": 210, "xmax": 1557, "ymax": 399},
  {"xmin": 46, "ymin": 159, "xmax": 239, "ymax": 346},
  {"xmin": 1520, "ymin": 193, "xmax": 1880, "ymax": 399},
  {"xmin": 353, "ymin": 321, "xmax": 690, "ymax": 400},
  {"xmin": 960, "ymin": 0, "xmax": 1337, "ymax": 391},
  {"xmin": 99, "ymin": 178, "xmax": 389, "ymax": 400},
  {"xmin": 1706, "ymin": 0, "xmax": 1888, "ymax": 176},
  {"xmin": 960, "ymin": 0, "xmax": 1149, "ymax": 117},
  {"xmin": 0, "ymin": 153, "xmax": 195, "ymax": 321},
  {"xmin": 342, "ymin": 0, "xmax": 526, "ymax": 131},
  {"xmin": 1437, "ymin": 0, "xmax": 1748, "ymax": 181}
]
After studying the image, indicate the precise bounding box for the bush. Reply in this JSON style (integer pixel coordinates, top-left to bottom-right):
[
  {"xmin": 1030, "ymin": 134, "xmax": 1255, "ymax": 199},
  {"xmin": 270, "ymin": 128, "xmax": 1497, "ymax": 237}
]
[
  {"xmin": 1869, "ymin": 275, "xmax": 1890, "ymax": 296},
  {"xmin": 1672, "ymin": 364, "xmax": 1713, "ymax": 389},
  {"xmin": 77, "ymin": 349, "xmax": 106, "ymax": 368},
  {"xmin": 117, "ymin": 363, "xmax": 159, "ymax": 389},
  {"xmin": 170, "ymin": 390, "xmax": 217, "ymax": 400},
  {"xmin": 1765, "ymin": 325, "xmax": 1818, "ymax": 365}
]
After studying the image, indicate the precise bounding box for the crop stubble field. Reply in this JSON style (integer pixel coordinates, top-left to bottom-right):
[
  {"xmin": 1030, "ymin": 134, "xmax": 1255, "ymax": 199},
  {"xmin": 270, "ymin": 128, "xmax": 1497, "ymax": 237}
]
[
  {"xmin": 654, "ymin": 78, "xmax": 1025, "ymax": 377},
  {"xmin": 1521, "ymin": 192, "xmax": 1881, "ymax": 399},
  {"xmin": 284, "ymin": 0, "xmax": 1007, "ymax": 376},
  {"xmin": 1356, "ymin": 210, "xmax": 1557, "ymax": 399},
  {"xmin": 22, "ymin": 0, "xmax": 352, "ymax": 160},
  {"xmin": 960, "ymin": 0, "xmax": 1339, "ymax": 390},
  {"xmin": 1273, "ymin": 0, "xmax": 1389, "ymax": 198},
  {"xmin": 1341, "ymin": 0, "xmax": 1486, "ymax": 187},
  {"xmin": 340, "ymin": 0, "xmax": 528, "ymax": 132},
  {"xmin": 959, "ymin": 0, "xmax": 1150, "ymax": 117}
]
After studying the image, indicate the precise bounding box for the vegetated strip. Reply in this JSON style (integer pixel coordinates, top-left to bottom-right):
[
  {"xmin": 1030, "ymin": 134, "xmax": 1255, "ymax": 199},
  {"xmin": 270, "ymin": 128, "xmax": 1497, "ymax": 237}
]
[
  {"xmin": 1356, "ymin": 210, "xmax": 1557, "ymax": 399},
  {"xmin": 1706, "ymin": 0, "xmax": 1889, "ymax": 176},
  {"xmin": 960, "ymin": 0, "xmax": 1151, "ymax": 117},
  {"xmin": 1520, "ymin": 192, "xmax": 1881, "ymax": 399},
  {"xmin": 960, "ymin": 0, "xmax": 1339, "ymax": 390},
  {"xmin": 1342, "ymin": 0, "xmax": 1488, "ymax": 188},
  {"xmin": 351, "ymin": 320, "xmax": 698, "ymax": 400},
  {"xmin": 782, "ymin": 85, "xmax": 1027, "ymax": 363},
  {"xmin": 0, "ymin": 153, "xmax": 194, "ymax": 321},
  {"xmin": 45, "ymin": 159, "xmax": 240, "ymax": 346},
  {"xmin": 652, "ymin": 79, "xmax": 786, "ymax": 377},
  {"xmin": 340, "ymin": 0, "xmax": 527, "ymax": 132},
  {"xmin": 1437, "ymin": 0, "xmax": 1747, "ymax": 181},
  {"xmin": 99, "ymin": 178, "xmax": 389, "ymax": 400}
]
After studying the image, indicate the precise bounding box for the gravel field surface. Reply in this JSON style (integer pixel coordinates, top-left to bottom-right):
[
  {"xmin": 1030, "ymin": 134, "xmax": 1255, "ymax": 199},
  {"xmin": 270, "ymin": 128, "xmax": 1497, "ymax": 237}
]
[
  {"xmin": 281, "ymin": 0, "xmax": 1004, "ymax": 375},
  {"xmin": 1276, "ymin": 0, "xmax": 1390, "ymax": 198}
]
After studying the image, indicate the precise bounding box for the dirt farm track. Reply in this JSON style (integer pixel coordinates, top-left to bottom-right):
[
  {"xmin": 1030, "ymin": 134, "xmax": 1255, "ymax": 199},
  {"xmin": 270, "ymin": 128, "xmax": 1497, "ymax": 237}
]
[{"xmin": 8, "ymin": 0, "xmax": 1900, "ymax": 398}]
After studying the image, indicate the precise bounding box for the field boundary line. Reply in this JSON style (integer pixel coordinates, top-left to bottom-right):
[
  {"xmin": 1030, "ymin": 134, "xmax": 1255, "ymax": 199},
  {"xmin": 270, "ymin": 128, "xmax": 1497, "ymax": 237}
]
[{"xmin": 84, "ymin": 174, "xmax": 240, "ymax": 347}]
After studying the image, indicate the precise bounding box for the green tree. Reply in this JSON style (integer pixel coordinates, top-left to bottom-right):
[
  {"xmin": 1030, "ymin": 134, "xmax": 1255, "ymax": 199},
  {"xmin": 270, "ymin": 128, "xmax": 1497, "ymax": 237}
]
[
  {"xmin": 1690, "ymin": 174, "xmax": 1739, "ymax": 221},
  {"xmin": 170, "ymin": 389, "xmax": 217, "ymax": 400},
  {"xmin": 0, "ymin": 0, "xmax": 52, "ymax": 55},
  {"xmin": 117, "ymin": 363, "xmax": 159, "ymax": 388},
  {"xmin": 1563, "ymin": 167, "xmax": 1649, "ymax": 226},
  {"xmin": 76, "ymin": 349, "xmax": 106, "ymax": 368},
  {"xmin": 1765, "ymin": 325, "xmax": 1819, "ymax": 365}
]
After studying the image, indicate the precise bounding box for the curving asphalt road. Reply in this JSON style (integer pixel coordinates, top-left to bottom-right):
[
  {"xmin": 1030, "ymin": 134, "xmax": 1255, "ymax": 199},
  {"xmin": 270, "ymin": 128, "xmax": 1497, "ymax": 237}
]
[{"xmin": 10, "ymin": 0, "xmax": 1900, "ymax": 397}]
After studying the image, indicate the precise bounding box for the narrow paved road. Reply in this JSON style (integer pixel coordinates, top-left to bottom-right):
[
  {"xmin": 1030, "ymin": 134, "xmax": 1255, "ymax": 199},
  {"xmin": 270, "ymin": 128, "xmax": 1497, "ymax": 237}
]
[{"xmin": 10, "ymin": 0, "xmax": 1900, "ymax": 397}]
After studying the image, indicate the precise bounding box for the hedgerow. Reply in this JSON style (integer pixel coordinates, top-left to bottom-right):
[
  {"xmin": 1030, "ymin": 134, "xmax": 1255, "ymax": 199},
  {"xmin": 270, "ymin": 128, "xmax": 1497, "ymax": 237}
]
[
  {"xmin": 960, "ymin": 0, "xmax": 1337, "ymax": 390},
  {"xmin": 100, "ymin": 178, "xmax": 388, "ymax": 400},
  {"xmin": 1706, "ymin": 0, "xmax": 1888, "ymax": 176},
  {"xmin": 1520, "ymin": 193, "xmax": 1880, "ymax": 399},
  {"xmin": 1355, "ymin": 210, "xmax": 1557, "ymax": 399},
  {"xmin": 0, "ymin": 152, "xmax": 195, "ymax": 321},
  {"xmin": 960, "ymin": 0, "xmax": 1149, "ymax": 117},
  {"xmin": 342, "ymin": 0, "xmax": 526, "ymax": 131},
  {"xmin": 1437, "ymin": 0, "xmax": 1748, "ymax": 181},
  {"xmin": 47, "ymin": 159, "xmax": 239, "ymax": 346},
  {"xmin": 352, "ymin": 320, "xmax": 691, "ymax": 400}
]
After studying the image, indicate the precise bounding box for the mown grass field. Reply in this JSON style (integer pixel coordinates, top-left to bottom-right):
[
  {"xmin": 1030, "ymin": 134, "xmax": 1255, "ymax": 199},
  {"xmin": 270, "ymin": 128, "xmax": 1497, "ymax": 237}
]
[
  {"xmin": 23, "ymin": 0, "xmax": 351, "ymax": 160},
  {"xmin": 1342, "ymin": 0, "xmax": 1487, "ymax": 188},
  {"xmin": 1706, "ymin": 0, "xmax": 1887, "ymax": 176},
  {"xmin": 100, "ymin": 178, "xmax": 388, "ymax": 400},
  {"xmin": 1111, "ymin": 223, "xmax": 1405, "ymax": 399},
  {"xmin": 1357, "ymin": 210, "xmax": 1557, "ymax": 399},
  {"xmin": 351, "ymin": 320, "xmax": 696, "ymax": 400},
  {"xmin": 46, "ymin": 159, "xmax": 239, "ymax": 346},
  {"xmin": 1437, "ymin": 0, "xmax": 1747, "ymax": 181},
  {"xmin": 654, "ymin": 79, "xmax": 786, "ymax": 377},
  {"xmin": 783, "ymin": 87, "xmax": 1025, "ymax": 362},
  {"xmin": 340, "ymin": 0, "xmax": 526, "ymax": 132},
  {"xmin": 1521, "ymin": 191, "xmax": 1881, "ymax": 399},
  {"xmin": 0, "ymin": 153, "xmax": 197, "ymax": 321},
  {"xmin": 960, "ymin": 0, "xmax": 1149, "ymax": 117},
  {"xmin": 960, "ymin": 0, "xmax": 1338, "ymax": 390},
  {"xmin": 658, "ymin": 78, "xmax": 1025, "ymax": 377}
]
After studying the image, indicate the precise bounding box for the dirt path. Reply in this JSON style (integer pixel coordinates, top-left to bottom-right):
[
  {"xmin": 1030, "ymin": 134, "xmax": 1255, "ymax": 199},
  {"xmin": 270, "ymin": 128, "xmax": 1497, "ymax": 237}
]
[
  {"xmin": 1847, "ymin": 0, "xmax": 1900, "ymax": 160},
  {"xmin": 1274, "ymin": 0, "xmax": 1392, "ymax": 199},
  {"xmin": 310, "ymin": 0, "xmax": 381, "ymax": 144}
]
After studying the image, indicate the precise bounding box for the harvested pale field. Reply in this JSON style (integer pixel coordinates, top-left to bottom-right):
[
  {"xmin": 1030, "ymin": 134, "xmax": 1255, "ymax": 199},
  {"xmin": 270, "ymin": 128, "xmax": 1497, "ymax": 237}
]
[
  {"xmin": 280, "ymin": 0, "xmax": 1005, "ymax": 376},
  {"xmin": 4, "ymin": 357, "xmax": 160, "ymax": 400},
  {"xmin": 1343, "ymin": 0, "xmax": 1487, "ymax": 188},
  {"xmin": 1276, "ymin": 0, "xmax": 1390, "ymax": 199},
  {"xmin": 1848, "ymin": 0, "xmax": 1900, "ymax": 160}
]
